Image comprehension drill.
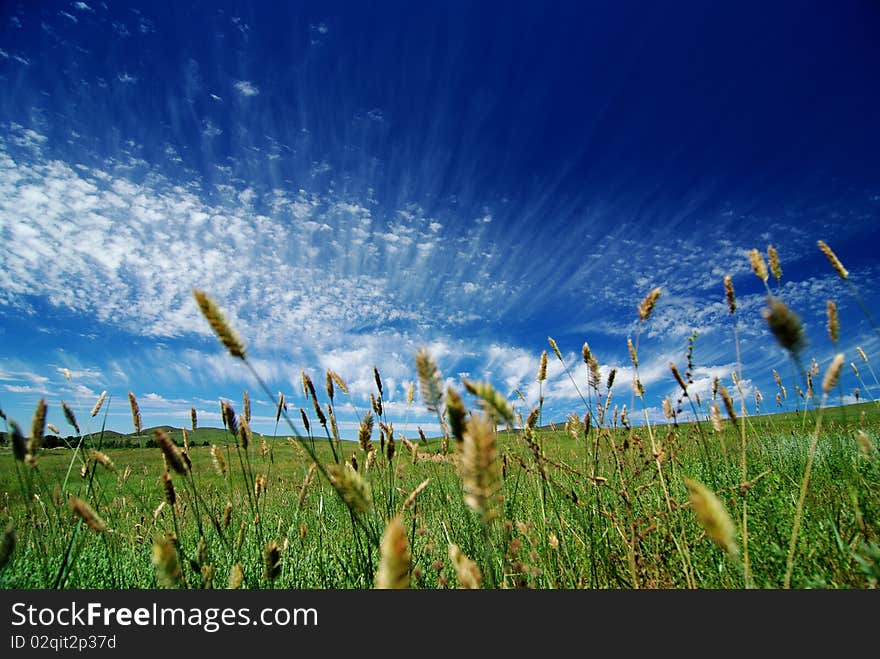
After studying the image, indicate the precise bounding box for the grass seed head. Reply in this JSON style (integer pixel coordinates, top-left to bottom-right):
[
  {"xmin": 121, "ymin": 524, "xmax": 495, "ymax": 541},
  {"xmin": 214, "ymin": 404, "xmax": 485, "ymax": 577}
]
[
  {"xmin": 416, "ymin": 349, "xmax": 443, "ymax": 413},
  {"xmin": 29, "ymin": 398, "xmax": 47, "ymax": 454},
  {"xmin": 749, "ymin": 248, "xmax": 769, "ymax": 283},
  {"xmin": 445, "ymin": 386, "xmax": 467, "ymax": 445},
  {"xmin": 719, "ymin": 385, "xmax": 737, "ymax": 423},
  {"xmin": 638, "ymin": 287, "xmax": 662, "ymax": 322},
  {"xmin": 724, "ymin": 275, "xmax": 736, "ymax": 314},
  {"xmin": 151, "ymin": 535, "xmax": 183, "ymax": 588},
  {"xmin": 128, "ymin": 392, "xmax": 142, "ymax": 435},
  {"xmin": 855, "ymin": 430, "xmax": 874, "ymax": 459},
  {"xmin": 460, "ymin": 413, "xmax": 504, "ymax": 523},
  {"xmin": 70, "ymin": 497, "xmax": 108, "ymax": 532},
  {"xmin": 211, "ymin": 445, "xmax": 228, "ymax": 476},
  {"xmin": 826, "ymin": 300, "xmax": 839, "ymax": 343},
  {"xmin": 462, "ymin": 379, "xmax": 514, "ymax": 426},
  {"xmin": 548, "ymin": 337, "xmax": 563, "ymax": 361},
  {"xmin": 327, "ymin": 463, "xmax": 373, "ymax": 514},
  {"xmin": 91, "ymin": 391, "xmax": 107, "ymax": 418},
  {"xmin": 628, "ymin": 338, "xmax": 638, "ymax": 368},
  {"xmin": 192, "ymin": 289, "xmax": 246, "ymax": 359},
  {"xmin": 10, "ymin": 421, "xmax": 26, "ymax": 462},
  {"xmin": 763, "ymin": 298, "xmax": 806, "ymax": 356},
  {"xmin": 768, "ymin": 245, "xmax": 782, "ymax": 282},
  {"xmin": 263, "ymin": 540, "xmax": 281, "ymax": 582},
  {"xmin": 537, "ymin": 350, "xmax": 548, "ymax": 382},
  {"xmin": 89, "ymin": 449, "xmax": 114, "ymax": 471},
  {"xmin": 817, "ymin": 240, "xmax": 848, "ymax": 279},
  {"xmin": 822, "ymin": 353, "xmax": 845, "ymax": 394},
  {"xmin": 227, "ymin": 563, "xmax": 244, "ymax": 589},
  {"xmin": 375, "ymin": 516, "xmax": 410, "ymax": 589},
  {"xmin": 155, "ymin": 429, "xmax": 188, "ymax": 475},
  {"xmin": 685, "ymin": 478, "xmax": 738, "ymax": 556},
  {"xmin": 449, "ymin": 543, "xmax": 482, "ymax": 589},
  {"xmin": 358, "ymin": 410, "xmax": 374, "ymax": 452},
  {"xmin": 162, "ymin": 472, "xmax": 176, "ymax": 505}
]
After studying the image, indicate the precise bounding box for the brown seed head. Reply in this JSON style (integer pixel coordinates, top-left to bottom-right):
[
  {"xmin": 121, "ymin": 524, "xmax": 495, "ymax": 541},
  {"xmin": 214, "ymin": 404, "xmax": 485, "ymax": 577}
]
[
  {"xmin": 855, "ymin": 430, "xmax": 874, "ymax": 458},
  {"xmin": 62, "ymin": 401, "xmax": 79, "ymax": 434},
  {"xmin": 445, "ymin": 386, "xmax": 467, "ymax": 445},
  {"xmin": 685, "ymin": 478, "xmax": 738, "ymax": 556},
  {"xmin": 767, "ymin": 245, "xmax": 782, "ymax": 282},
  {"xmin": 373, "ymin": 366, "xmax": 384, "ymax": 397},
  {"xmin": 762, "ymin": 298, "xmax": 806, "ymax": 355},
  {"xmin": 238, "ymin": 415, "xmax": 252, "ymax": 450},
  {"xmin": 91, "ymin": 391, "xmax": 107, "ymax": 418},
  {"xmin": 822, "ymin": 353, "xmax": 845, "ymax": 394},
  {"xmin": 402, "ymin": 478, "xmax": 430, "ymax": 510},
  {"xmin": 227, "ymin": 563, "xmax": 244, "ymax": 589},
  {"xmin": 857, "ymin": 346, "xmax": 868, "ymax": 363},
  {"xmin": 627, "ymin": 338, "xmax": 638, "ymax": 368},
  {"xmin": 415, "ymin": 349, "xmax": 443, "ymax": 413},
  {"xmin": 30, "ymin": 398, "xmax": 47, "ymax": 453},
  {"xmin": 537, "ymin": 350, "xmax": 548, "ymax": 382},
  {"xmin": 263, "ymin": 540, "xmax": 281, "ymax": 582},
  {"xmin": 710, "ymin": 404, "xmax": 723, "ymax": 433},
  {"xmin": 210, "ymin": 445, "xmax": 227, "ymax": 476},
  {"xmin": 327, "ymin": 463, "xmax": 373, "ymax": 514},
  {"xmin": 162, "ymin": 472, "xmax": 176, "ymax": 505},
  {"xmin": 128, "ymin": 392, "xmax": 142, "ymax": 435},
  {"xmin": 462, "ymin": 379, "xmax": 515, "ymax": 426},
  {"xmin": 243, "ymin": 390, "xmax": 251, "ymax": 424},
  {"xmin": 548, "ymin": 337, "xmax": 563, "ymax": 361},
  {"xmin": 749, "ymin": 248, "xmax": 769, "ymax": 283},
  {"xmin": 275, "ymin": 393, "xmax": 285, "ymax": 424},
  {"xmin": 638, "ymin": 287, "xmax": 662, "ymax": 322},
  {"xmin": 670, "ymin": 362, "xmax": 688, "ymax": 393},
  {"xmin": 606, "ymin": 367, "xmax": 617, "ymax": 392},
  {"xmin": 448, "ymin": 543, "xmax": 482, "ymax": 589},
  {"xmin": 328, "ymin": 370, "xmax": 349, "ymax": 394},
  {"xmin": 151, "ymin": 535, "xmax": 183, "ymax": 587},
  {"xmin": 9, "ymin": 421, "xmax": 26, "ymax": 462},
  {"xmin": 817, "ymin": 240, "xmax": 848, "ymax": 279},
  {"xmin": 723, "ymin": 275, "xmax": 736, "ymax": 314},
  {"xmin": 826, "ymin": 300, "xmax": 839, "ymax": 343},
  {"xmin": 358, "ymin": 410, "xmax": 374, "ymax": 452},
  {"xmin": 719, "ymin": 385, "xmax": 737, "ymax": 423},
  {"xmin": 155, "ymin": 429, "xmax": 187, "ymax": 475},
  {"xmin": 70, "ymin": 496, "xmax": 108, "ymax": 532},
  {"xmin": 90, "ymin": 449, "xmax": 114, "ymax": 471},
  {"xmin": 375, "ymin": 516, "xmax": 410, "ymax": 589},
  {"xmin": 460, "ymin": 413, "xmax": 504, "ymax": 523},
  {"xmin": 192, "ymin": 289, "xmax": 246, "ymax": 359}
]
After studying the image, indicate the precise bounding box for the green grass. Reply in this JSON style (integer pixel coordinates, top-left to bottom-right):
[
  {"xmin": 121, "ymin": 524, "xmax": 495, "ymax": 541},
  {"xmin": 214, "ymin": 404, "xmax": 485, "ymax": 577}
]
[{"xmin": 1, "ymin": 399, "xmax": 878, "ymax": 589}]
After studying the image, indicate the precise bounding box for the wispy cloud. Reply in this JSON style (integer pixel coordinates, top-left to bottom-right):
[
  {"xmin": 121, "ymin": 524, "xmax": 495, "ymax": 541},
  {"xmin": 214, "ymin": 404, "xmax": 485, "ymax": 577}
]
[{"xmin": 233, "ymin": 80, "xmax": 259, "ymax": 97}]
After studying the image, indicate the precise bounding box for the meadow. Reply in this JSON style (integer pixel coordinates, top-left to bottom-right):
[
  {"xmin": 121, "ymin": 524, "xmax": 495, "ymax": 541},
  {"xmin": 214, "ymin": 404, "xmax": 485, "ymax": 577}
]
[{"xmin": 0, "ymin": 243, "xmax": 878, "ymax": 589}]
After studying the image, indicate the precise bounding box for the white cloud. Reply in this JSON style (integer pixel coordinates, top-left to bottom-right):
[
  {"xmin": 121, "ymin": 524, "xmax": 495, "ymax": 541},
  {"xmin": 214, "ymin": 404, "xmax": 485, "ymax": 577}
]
[{"xmin": 234, "ymin": 80, "xmax": 260, "ymax": 97}]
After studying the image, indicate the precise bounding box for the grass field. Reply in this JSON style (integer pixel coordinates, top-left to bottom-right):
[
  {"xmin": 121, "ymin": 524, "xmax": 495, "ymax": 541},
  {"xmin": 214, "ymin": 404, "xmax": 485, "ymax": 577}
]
[
  {"xmin": 1, "ymin": 396, "xmax": 878, "ymax": 589},
  {"xmin": 1, "ymin": 247, "xmax": 879, "ymax": 589}
]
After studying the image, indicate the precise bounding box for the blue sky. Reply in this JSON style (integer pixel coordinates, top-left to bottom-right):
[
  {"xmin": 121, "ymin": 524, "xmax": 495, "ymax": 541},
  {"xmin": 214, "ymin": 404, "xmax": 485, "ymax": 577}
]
[{"xmin": 1, "ymin": 1, "xmax": 879, "ymax": 439}]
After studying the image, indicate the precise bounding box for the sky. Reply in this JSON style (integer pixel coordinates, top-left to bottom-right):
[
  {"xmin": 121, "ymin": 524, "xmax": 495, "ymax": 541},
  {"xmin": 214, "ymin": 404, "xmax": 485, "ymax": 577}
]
[{"xmin": 1, "ymin": 0, "xmax": 879, "ymax": 440}]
